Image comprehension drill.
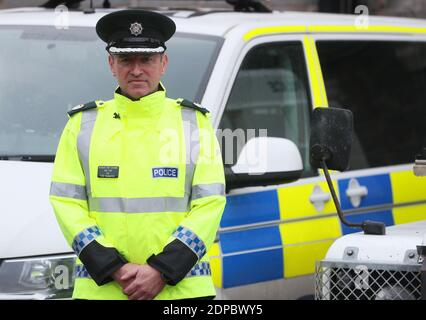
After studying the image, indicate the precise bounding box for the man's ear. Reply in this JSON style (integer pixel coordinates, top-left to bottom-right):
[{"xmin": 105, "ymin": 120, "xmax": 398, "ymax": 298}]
[
  {"xmin": 108, "ymin": 54, "xmax": 116, "ymax": 77},
  {"xmin": 161, "ymin": 53, "xmax": 169, "ymax": 75}
]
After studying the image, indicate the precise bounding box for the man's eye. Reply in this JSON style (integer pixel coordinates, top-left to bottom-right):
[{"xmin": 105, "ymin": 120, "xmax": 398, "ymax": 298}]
[{"xmin": 143, "ymin": 56, "xmax": 155, "ymax": 63}]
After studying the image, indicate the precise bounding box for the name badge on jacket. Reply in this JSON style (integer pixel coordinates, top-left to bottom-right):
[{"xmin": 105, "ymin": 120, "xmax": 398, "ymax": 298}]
[
  {"xmin": 152, "ymin": 167, "xmax": 178, "ymax": 178},
  {"xmin": 98, "ymin": 166, "xmax": 119, "ymax": 178}
]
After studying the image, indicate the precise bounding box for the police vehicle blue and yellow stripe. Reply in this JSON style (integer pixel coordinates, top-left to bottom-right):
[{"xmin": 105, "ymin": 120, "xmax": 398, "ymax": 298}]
[{"xmin": 208, "ymin": 169, "xmax": 426, "ymax": 289}]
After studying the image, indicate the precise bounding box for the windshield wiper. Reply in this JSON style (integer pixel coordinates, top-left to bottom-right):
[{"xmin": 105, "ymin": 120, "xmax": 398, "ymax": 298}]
[{"xmin": 0, "ymin": 155, "xmax": 55, "ymax": 162}]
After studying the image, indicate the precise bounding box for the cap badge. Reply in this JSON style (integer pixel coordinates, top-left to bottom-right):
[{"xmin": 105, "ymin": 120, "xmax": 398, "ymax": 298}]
[{"xmin": 130, "ymin": 22, "xmax": 143, "ymax": 36}]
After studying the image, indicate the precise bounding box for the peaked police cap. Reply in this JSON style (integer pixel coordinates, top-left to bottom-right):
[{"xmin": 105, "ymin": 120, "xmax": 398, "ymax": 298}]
[{"xmin": 96, "ymin": 9, "xmax": 176, "ymax": 54}]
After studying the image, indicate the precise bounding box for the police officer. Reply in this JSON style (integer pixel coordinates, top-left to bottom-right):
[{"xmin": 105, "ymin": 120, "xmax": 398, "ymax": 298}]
[{"xmin": 49, "ymin": 10, "xmax": 226, "ymax": 300}]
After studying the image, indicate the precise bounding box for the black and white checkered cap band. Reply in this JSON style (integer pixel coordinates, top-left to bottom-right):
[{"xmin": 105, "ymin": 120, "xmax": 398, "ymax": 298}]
[{"xmin": 108, "ymin": 46, "xmax": 165, "ymax": 54}]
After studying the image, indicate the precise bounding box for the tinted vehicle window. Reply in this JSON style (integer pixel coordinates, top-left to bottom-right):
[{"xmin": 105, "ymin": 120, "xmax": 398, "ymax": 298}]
[
  {"xmin": 317, "ymin": 41, "xmax": 426, "ymax": 170},
  {"xmin": 0, "ymin": 26, "xmax": 220, "ymax": 157},
  {"xmin": 219, "ymin": 42, "xmax": 314, "ymax": 176}
]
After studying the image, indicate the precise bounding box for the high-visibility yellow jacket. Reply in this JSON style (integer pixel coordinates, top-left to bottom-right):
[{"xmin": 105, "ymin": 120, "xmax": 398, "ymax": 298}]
[{"xmin": 49, "ymin": 84, "xmax": 226, "ymax": 300}]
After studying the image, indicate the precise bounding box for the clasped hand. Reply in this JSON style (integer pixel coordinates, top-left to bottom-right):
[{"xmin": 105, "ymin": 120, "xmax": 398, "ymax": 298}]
[{"xmin": 113, "ymin": 263, "xmax": 166, "ymax": 300}]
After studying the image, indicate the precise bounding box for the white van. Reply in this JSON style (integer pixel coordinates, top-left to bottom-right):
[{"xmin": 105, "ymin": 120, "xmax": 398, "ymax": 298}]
[{"xmin": 1, "ymin": 5, "xmax": 426, "ymax": 299}]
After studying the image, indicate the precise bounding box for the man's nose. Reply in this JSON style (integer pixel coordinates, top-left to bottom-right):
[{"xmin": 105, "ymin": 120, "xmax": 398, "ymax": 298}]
[{"xmin": 130, "ymin": 62, "xmax": 145, "ymax": 76}]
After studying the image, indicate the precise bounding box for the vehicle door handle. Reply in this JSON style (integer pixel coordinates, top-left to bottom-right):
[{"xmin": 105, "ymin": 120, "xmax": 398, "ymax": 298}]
[
  {"xmin": 309, "ymin": 185, "xmax": 331, "ymax": 212},
  {"xmin": 346, "ymin": 178, "xmax": 368, "ymax": 208}
]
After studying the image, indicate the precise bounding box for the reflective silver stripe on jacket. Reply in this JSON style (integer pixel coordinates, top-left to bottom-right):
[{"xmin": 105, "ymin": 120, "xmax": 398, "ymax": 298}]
[
  {"xmin": 50, "ymin": 182, "xmax": 87, "ymax": 200},
  {"xmin": 72, "ymin": 226, "xmax": 102, "ymax": 256},
  {"xmin": 74, "ymin": 261, "xmax": 211, "ymax": 279},
  {"xmin": 182, "ymin": 108, "xmax": 199, "ymax": 210},
  {"xmin": 86, "ymin": 182, "xmax": 224, "ymax": 213},
  {"xmin": 191, "ymin": 183, "xmax": 225, "ymax": 202},
  {"xmin": 77, "ymin": 109, "xmax": 98, "ymax": 198},
  {"xmin": 49, "ymin": 182, "xmax": 226, "ymax": 210},
  {"xmin": 88, "ymin": 196, "xmax": 190, "ymax": 213}
]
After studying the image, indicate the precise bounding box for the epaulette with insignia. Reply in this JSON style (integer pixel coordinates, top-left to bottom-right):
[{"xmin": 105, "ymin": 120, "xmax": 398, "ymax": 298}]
[
  {"xmin": 179, "ymin": 99, "xmax": 210, "ymax": 116},
  {"xmin": 67, "ymin": 101, "xmax": 102, "ymax": 117}
]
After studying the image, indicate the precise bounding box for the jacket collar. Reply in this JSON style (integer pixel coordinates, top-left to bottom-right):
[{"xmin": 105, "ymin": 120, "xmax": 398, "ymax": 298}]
[{"xmin": 114, "ymin": 82, "xmax": 166, "ymax": 119}]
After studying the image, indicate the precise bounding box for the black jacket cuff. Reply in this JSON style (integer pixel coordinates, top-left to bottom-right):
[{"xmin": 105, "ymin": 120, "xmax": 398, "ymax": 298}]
[
  {"xmin": 79, "ymin": 240, "xmax": 127, "ymax": 286},
  {"xmin": 147, "ymin": 239, "xmax": 198, "ymax": 286}
]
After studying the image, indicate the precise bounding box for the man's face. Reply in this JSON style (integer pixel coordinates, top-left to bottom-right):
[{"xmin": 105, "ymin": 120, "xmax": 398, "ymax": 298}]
[{"xmin": 108, "ymin": 53, "xmax": 168, "ymax": 100}]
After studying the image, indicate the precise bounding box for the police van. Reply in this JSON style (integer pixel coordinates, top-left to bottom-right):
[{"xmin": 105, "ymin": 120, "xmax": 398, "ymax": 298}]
[{"xmin": 0, "ymin": 2, "xmax": 426, "ymax": 299}]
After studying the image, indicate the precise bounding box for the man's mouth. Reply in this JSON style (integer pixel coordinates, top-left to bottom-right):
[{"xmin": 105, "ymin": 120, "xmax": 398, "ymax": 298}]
[{"xmin": 129, "ymin": 80, "xmax": 146, "ymax": 84}]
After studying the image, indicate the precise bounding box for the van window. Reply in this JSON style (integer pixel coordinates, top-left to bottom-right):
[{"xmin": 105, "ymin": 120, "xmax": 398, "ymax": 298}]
[
  {"xmin": 317, "ymin": 41, "xmax": 426, "ymax": 170},
  {"xmin": 218, "ymin": 42, "xmax": 314, "ymax": 177}
]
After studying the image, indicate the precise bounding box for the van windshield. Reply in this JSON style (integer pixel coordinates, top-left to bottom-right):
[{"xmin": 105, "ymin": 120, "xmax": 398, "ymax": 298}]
[{"xmin": 0, "ymin": 26, "xmax": 221, "ymax": 159}]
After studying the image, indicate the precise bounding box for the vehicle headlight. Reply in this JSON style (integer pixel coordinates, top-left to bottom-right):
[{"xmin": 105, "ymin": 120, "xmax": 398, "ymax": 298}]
[{"xmin": 0, "ymin": 254, "xmax": 76, "ymax": 300}]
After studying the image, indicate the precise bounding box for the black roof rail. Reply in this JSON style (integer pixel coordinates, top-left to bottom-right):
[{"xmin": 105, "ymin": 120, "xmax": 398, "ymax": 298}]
[
  {"xmin": 40, "ymin": 0, "xmax": 272, "ymax": 15},
  {"xmin": 41, "ymin": 0, "xmax": 81, "ymax": 9},
  {"xmin": 40, "ymin": 0, "xmax": 111, "ymax": 11},
  {"xmin": 148, "ymin": 0, "xmax": 272, "ymax": 14},
  {"xmin": 226, "ymin": 0, "xmax": 272, "ymax": 13}
]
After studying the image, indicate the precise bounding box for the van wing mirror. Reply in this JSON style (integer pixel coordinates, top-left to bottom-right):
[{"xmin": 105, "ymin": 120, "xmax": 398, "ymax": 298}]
[
  {"xmin": 225, "ymin": 137, "xmax": 303, "ymax": 191},
  {"xmin": 414, "ymin": 148, "xmax": 426, "ymax": 176},
  {"xmin": 309, "ymin": 107, "xmax": 385, "ymax": 236},
  {"xmin": 310, "ymin": 107, "xmax": 353, "ymax": 172}
]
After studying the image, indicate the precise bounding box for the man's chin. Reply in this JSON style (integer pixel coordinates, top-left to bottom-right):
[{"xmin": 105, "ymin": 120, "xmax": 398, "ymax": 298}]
[{"xmin": 127, "ymin": 89, "xmax": 152, "ymax": 100}]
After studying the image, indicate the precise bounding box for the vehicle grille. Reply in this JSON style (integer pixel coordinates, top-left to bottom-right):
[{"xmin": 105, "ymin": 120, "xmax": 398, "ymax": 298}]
[{"xmin": 315, "ymin": 261, "xmax": 422, "ymax": 300}]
